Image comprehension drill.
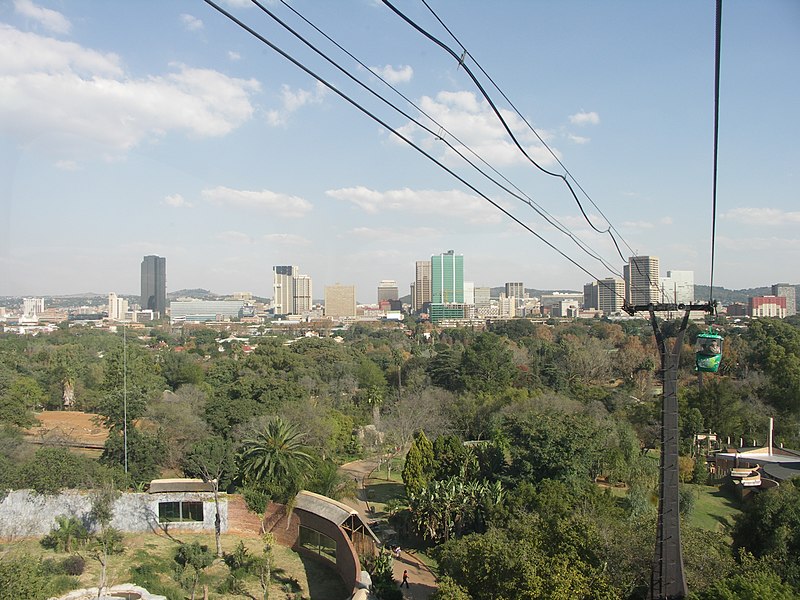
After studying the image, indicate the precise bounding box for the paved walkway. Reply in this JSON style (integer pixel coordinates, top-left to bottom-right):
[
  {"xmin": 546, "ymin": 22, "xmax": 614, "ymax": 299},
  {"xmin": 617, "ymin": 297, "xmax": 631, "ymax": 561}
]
[{"xmin": 339, "ymin": 459, "xmax": 437, "ymax": 600}]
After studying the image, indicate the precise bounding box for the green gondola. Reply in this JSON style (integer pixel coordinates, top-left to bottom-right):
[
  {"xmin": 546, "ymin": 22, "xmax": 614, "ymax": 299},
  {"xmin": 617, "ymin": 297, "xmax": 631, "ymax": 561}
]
[{"xmin": 696, "ymin": 328, "xmax": 723, "ymax": 373}]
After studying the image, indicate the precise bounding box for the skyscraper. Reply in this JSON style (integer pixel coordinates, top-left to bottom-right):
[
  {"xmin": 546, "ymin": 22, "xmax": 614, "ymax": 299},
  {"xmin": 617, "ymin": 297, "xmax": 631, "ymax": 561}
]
[
  {"xmin": 625, "ymin": 255, "xmax": 660, "ymax": 305},
  {"xmin": 505, "ymin": 282, "xmax": 524, "ymax": 299},
  {"xmin": 660, "ymin": 270, "xmax": 694, "ymax": 305},
  {"xmin": 377, "ymin": 280, "xmax": 399, "ymax": 303},
  {"xmin": 413, "ymin": 260, "xmax": 432, "ymax": 312},
  {"xmin": 772, "ymin": 283, "xmax": 797, "ymax": 316},
  {"xmin": 273, "ymin": 265, "xmax": 297, "ymax": 316},
  {"xmin": 598, "ymin": 278, "xmax": 625, "ymax": 314},
  {"xmin": 431, "ymin": 250, "xmax": 464, "ymax": 304},
  {"xmin": 325, "ymin": 284, "xmax": 356, "ymax": 317},
  {"xmin": 140, "ymin": 255, "xmax": 166, "ymax": 317},
  {"xmin": 293, "ymin": 274, "xmax": 313, "ymax": 314}
]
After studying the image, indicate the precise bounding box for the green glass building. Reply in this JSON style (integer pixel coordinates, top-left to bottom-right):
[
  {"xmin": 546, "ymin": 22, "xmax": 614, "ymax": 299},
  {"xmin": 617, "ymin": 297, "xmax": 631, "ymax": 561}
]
[{"xmin": 431, "ymin": 250, "xmax": 464, "ymax": 304}]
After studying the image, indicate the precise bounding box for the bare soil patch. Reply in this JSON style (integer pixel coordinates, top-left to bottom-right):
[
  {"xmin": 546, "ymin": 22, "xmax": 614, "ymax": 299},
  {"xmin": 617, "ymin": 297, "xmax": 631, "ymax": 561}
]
[{"xmin": 24, "ymin": 411, "xmax": 109, "ymax": 449}]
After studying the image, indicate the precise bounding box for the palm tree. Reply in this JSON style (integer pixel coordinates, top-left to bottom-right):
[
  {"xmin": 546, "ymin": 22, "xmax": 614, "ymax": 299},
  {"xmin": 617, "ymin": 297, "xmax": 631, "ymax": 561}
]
[{"xmin": 238, "ymin": 417, "xmax": 313, "ymax": 491}]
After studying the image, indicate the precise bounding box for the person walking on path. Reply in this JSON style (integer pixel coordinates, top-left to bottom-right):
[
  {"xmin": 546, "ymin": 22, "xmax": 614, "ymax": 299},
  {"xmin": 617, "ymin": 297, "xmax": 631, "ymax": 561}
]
[{"xmin": 401, "ymin": 569, "xmax": 410, "ymax": 588}]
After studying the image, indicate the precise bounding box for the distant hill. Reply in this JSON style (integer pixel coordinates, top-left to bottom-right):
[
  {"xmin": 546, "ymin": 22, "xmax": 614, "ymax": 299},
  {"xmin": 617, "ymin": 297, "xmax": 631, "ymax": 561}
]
[
  {"xmin": 168, "ymin": 288, "xmax": 215, "ymax": 299},
  {"xmin": 696, "ymin": 284, "xmax": 798, "ymax": 305}
]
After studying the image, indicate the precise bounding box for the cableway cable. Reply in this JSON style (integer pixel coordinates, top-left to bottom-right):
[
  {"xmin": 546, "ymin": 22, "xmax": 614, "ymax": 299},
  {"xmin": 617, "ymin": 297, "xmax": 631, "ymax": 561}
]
[
  {"xmin": 381, "ymin": 0, "xmax": 627, "ymax": 264},
  {"xmin": 254, "ymin": 0, "xmax": 624, "ymax": 278},
  {"xmin": 202, "ymin": 0, "xmax": 630, "ymax": 305},
  {"xmin": 709, "ymin": 0, "xmax": 722, "ymax": 307}
]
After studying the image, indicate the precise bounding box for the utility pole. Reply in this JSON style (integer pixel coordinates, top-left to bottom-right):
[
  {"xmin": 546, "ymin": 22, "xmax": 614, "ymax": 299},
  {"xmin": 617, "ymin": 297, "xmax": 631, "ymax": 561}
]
[{"xmin": 623, "ymin": 302, "xmax": 714, "ymax": 600}]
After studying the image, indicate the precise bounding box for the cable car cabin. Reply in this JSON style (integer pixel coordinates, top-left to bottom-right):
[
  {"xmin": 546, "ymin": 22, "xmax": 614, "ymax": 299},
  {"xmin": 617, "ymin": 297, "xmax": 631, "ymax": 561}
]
[{"xmin": 696, "ymin": 329, "xmax": 723, "ymax": 373}]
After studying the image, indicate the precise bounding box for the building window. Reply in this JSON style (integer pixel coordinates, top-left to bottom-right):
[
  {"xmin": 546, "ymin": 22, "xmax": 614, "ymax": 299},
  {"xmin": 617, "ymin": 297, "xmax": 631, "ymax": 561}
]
[
  {"xmin": 158, "ymin": 501, "xmax": 204, "ymax": 523},
  {"xmin": 299, "ymin": 525, "xmax": 336, "ymax": 561}
]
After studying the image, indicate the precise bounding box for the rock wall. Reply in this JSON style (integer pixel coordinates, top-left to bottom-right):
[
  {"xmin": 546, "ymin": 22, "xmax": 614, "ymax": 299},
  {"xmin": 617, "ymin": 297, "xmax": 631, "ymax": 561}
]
[{"xmin": 0, "ymin": 490, "xmax": 227, "ymax": 538}]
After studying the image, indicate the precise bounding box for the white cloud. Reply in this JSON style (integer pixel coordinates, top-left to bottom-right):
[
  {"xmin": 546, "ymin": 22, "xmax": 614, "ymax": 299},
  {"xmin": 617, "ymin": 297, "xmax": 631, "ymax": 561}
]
[
  {"xmin": 266, "ymin": 82, "xmax": 326, "ymax": 126},
  {"xmin": 180, "ymin": 14, "xmax": 204, "ymax": 31},
  {"xmin": 371, "ymin": 64, "xmax": 413, "ymax": 84},
  {"xmin": 396, "ymin": 90, "xmax": 559, "ymax": 168},
  {"xmin": 55, "ymin": 159, "xmax": 78, "ymax": 171},
  {"xmin": 228, "ymin": 51, "xmax": 241, "ymax": 61},
  {"xmin": 718, "ymin": 235, "xmax": 800, "ymax": 251},
  {"xmin": 14, "ymin": 0, "xmax": 71, "ymax": 34},
  {"xmin": 216, "ymin": 231, "xmax": 253, "ymax": 244},
  {"xmin": 568, "ymin": 134, "xmax": 590, "ymax": 144},
  {"xmin": 262, "ymin": 233, "xmax": 311, "ymax": 246},
  {"xmin": 568, "ymin": 111, "xmax": 600, "ymax": 126},
  {"xmin": 326, "ymin": 186, "xmax": 501, "ymax": 224},
  {"xmin": 622, "ymin": 220, "xmax": 655, "ymax": 229},
  {"xmin": 0, "ymin": 25, "xmax": 260, "ymax": 158},
  {"xmin": 723, "ymin": 207, "xmax": 800, "ymax": 226},
  {"xmin": 203, "ymin": 186, "xmax": 312, "ymax": 218},
  {"xmin": 348, "ymin": 226, "xmax": 440, "ymax": 242},
  {"xmin": 164, "ymin": 194, "xmax": 193, "ymax": 208}
]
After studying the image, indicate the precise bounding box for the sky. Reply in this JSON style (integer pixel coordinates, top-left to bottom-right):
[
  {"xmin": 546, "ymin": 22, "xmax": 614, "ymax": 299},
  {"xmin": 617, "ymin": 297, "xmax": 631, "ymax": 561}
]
[{"xmin": 1, "ymin": 0, "xmax": 798, "ymax": 302}]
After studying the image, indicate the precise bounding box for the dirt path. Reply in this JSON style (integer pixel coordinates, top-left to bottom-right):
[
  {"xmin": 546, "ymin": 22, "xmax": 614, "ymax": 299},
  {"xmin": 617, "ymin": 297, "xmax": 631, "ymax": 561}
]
[{"xmin": 339, "ymin": 459, "xmax": 437, "ymax": 600}]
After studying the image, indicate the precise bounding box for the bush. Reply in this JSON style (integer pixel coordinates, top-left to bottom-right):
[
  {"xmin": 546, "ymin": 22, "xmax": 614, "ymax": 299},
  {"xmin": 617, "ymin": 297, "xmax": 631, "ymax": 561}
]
[
  {"xmin": 61, "ymin": 554, "xmax": 86, "ymax": 576},
  {"xmin": 241, "ymin": 484, "xmax": 272, "ymax": 514}
]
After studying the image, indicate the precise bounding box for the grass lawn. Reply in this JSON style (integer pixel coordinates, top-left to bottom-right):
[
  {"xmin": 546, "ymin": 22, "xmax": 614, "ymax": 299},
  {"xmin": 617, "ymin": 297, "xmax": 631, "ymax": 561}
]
[
  {"xmin": 0, "ymin": 531, "xmax": 347, "ymax": 600},
  {"xmin": 686, "ymin": 483, "xmax": 741, "ymax": 535}
]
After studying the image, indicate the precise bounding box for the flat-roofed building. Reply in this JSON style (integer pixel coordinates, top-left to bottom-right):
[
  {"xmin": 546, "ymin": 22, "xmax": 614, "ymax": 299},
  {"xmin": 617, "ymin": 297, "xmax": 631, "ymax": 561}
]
[
  {"xmin": 772, "ymin": 283, "xmax": 796, "ymax": 316},
  {"xmin": 325, "ymin": 285, "xmax": 356, "ymax": 318},
  {"xmin": 598, "ymin": 278, "xmax": 625, "ymax": 314}
]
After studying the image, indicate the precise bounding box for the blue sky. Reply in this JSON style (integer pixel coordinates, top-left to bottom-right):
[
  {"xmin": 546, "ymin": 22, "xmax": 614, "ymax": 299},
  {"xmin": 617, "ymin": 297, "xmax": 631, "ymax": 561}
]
[{"xmin": 1, "ymin": 0, "xmax": 798, "ymax": 301}]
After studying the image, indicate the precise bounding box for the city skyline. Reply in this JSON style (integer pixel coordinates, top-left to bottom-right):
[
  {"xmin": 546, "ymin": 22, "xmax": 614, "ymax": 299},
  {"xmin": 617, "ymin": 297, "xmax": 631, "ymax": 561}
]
[{"xmin": 2, "ymin": 2, "xmax": 799, "ymax": 296}]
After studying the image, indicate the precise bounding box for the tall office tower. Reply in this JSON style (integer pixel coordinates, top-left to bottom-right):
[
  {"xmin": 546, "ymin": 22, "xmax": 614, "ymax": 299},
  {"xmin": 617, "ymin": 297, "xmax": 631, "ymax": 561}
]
[
  {"xmin": 772, "ymin": 283, "xmax": 797, "ymax": 316},
  {"xmin": 272, "ymin": 265, "xmax": 298, "ymax": 316},
  {"xmin": 431, "ymin": 250, "xmax": 464, "ymax": 304},
  {"xmin": 463, "ymin": 281, "xmax": 475, "ymax": 305},
  {"xmin": 377, "ymin": 280, "xmax": 399, "ymax": 303},
  {"xmin": 325, "ymin": 284, "xmax": 356, "ymax": 317},
  {"xmin": 413, "ymin": 260, "xmax": 432, "ymax": 312},
  {"xmin": 625, "ymin": 255, "xmax": 660, "ymax": 305},
  {"xmin": 660, "ymin": 270, "xmax": 695, "ymax": 305},
  {"xmin": 474, "ymin": 287, "xmax": 491, "ymax": 310},
  {"xmin": 22, "ymin": 297, "xmax": 45, "ymax": 316},
  {"xmin": 141, "ymin": 255, "xmax": 167, "ymax": 317},
  {"xmin": 293, "ymin": 274, "xmax": 313, "ymax": 314},
  {"xmin": 107, "ymin": 292, "xmax": 129, "ymax": 321},
  {"xmin": 598, "ymin": 278, "xmax": 625, "ymax": 314},
  {"xmin": 583, "ymin": 281, "xmax": 599, "ymax": 310},
  {"xmin": 505, "ymin": 282, "xmax": 524, "ymax": 299}
]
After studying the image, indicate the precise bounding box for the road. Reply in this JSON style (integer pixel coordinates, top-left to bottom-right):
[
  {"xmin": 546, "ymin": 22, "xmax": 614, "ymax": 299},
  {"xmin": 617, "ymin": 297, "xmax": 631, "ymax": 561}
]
[{"xmin": 340, "ymin": 459, "xmax": 437, "ymax": 600}]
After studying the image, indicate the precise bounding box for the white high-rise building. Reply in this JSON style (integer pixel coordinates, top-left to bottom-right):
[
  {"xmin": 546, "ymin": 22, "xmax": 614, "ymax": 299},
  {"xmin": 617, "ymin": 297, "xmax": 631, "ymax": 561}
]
[
  {"xmin": 505, "ymin": 282, "xmax": 524, "ymax": 299},
  {"xmin": 273, "ymin": 265, "xmax": 297, "ymax": 316},
  {"xmin": 463, "ymin": 281, "xmax": 475, "ymax": 305},
  {"xmin": 626, "ymin": 256, "xmax": 660, "ymax": 305},
  {"xmin": 293, "ymin": 274, "xmax": 313, "ymax": 314},
  {"xmin": 107, "ymin": 293, "xmax": 129, "ymax": 321},
  {"xmin": 772, "ymin": 283, "xmax": 796, "ymax": 316},
  {"xmin": 598, "ymin": 278, "xmax": 625, "ymax": 314},
  {"xmin": 23, "ymin": 297, "xmax": 44, "ymax": 316},
  {"xmin": 660, "ymin": 270, "xmax": 694, "ymax": 305}
]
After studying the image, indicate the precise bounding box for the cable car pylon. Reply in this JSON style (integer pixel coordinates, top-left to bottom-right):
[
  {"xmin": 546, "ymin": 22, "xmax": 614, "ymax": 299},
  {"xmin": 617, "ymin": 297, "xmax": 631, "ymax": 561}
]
[{"xmin": 623, "ymin": 301, "xmax": 715, "ymax": 599}]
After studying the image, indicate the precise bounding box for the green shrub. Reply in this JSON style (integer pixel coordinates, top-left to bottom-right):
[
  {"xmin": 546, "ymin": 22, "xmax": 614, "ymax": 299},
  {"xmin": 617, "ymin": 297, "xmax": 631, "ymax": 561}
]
[{"xmin": 61, "ymin": 555, "xmax": 86, "ymax": 576}]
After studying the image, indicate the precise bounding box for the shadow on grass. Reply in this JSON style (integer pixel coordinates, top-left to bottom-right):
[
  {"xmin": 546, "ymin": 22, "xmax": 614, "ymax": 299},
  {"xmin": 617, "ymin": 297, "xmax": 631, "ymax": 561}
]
[
  {"xmin": 366, "ymin": 481, "xmax": 405, "ymax": 505},
  {"xmin": 298, "ymin": 554, "xmax": 349, "ymax": 600}
]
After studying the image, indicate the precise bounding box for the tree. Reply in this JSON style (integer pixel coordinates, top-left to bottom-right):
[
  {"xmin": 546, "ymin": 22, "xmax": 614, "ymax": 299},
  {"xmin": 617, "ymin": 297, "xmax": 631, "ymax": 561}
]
[
  {"xmin": 87, "ymin": 483, "xmax": 123, "ymax": 595},
  {"xmin": 432, "ymin": 576, "xmax": 472, "ymax": 600},
  {"xmin": 238, "ymin": 417, "xmax": 313, "ymax": 502},
  {"xmin": 40, "ymin": 515, "xmax": 89, "ymax": 553},
  {"xmin": 402, "ymin": 430, "xmax": 435, "ymax": 496},
  {"xmin": 689, "ymin": 570, "xmax": 796, "ymax": 600},
  {"xmin": 101, "ymin": 427, "xmax": 165, "ymax": 486},
  {"xmin": 460, "ymin": 334, "xmax": 517, "ymax": 394},
  {"xmin": 183, "ymin": 437, "xmax": 235, "ymax": 557},
  {"xmin": 97, "ymin": 343, "xmax": 165, "ymax": 430},
  {"xmin": 174, "ymin": 542, "xmax": 215, "ymax": 600},
  {"xmin": 161, "ymin": 351, "xmax": 204, "ymax": 390},
  {"xmin": 0, "ymin": 376, "xmax": 43, "ymax": 427},
  {"xmin": 733, "ymin": 479, "xmax": 800, "ymax": 586}
]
